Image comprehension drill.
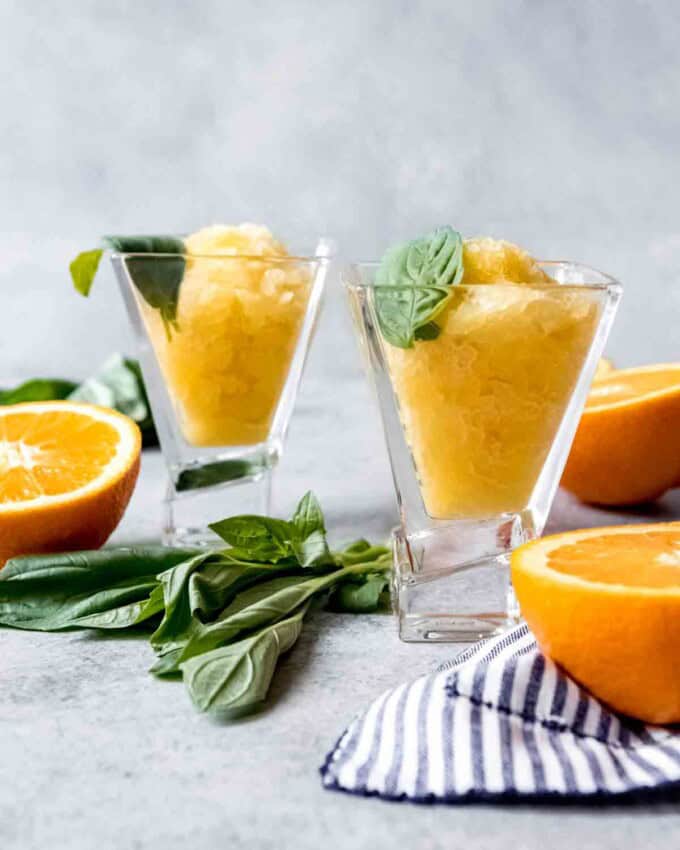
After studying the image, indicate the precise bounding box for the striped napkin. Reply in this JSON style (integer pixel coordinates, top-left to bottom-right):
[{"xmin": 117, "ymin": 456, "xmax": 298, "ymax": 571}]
[{"xmin": 321, "ymin": 624, "xmax": 680, "ymax": 802}]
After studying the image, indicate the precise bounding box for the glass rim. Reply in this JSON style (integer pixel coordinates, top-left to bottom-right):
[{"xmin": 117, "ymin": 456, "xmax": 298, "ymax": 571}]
[
  {"xmin": 109, "ymin": 250, "xmax": 331, "ymax": 264},
  {"xmin": 343, "ymin": 260, "xmax": 622, "ymax": 292}
]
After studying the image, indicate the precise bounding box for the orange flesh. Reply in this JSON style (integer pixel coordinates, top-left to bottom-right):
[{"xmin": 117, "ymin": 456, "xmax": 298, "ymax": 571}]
[
  {"xmin": 0, "ymin": 410, "xmax": 119, "ymax": 502},
  {"xmin": 512, "ymin": 523, "xmax": 680, "ymax": 723},
  {"xmin": 587, "ymin": 368, "xmax": 680, "ymax": 407},
  {"xmin": 547, "ymin": 531, "xmax": 680, "ymax": 588}
]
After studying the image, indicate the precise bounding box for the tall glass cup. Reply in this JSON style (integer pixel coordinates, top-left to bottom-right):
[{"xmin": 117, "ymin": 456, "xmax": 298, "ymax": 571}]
[
  {"xmin": 113, "ymin": 240, "xmax": 333, "ymax": 546},
  {"xmin": 346, "ymin": 262, "xmax": 621, "ymax": 641}
]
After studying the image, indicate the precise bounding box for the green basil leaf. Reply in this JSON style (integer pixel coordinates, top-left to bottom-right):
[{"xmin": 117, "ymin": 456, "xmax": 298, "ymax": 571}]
[
  {"xmin": 291, "ymin": 529, "xmax": 333, "ymax": 568},
  {"xmin": 340, "ymin": 539, "xmax": 372, "ymax": 555},
  {"xmin": 134, "ymin": 583, "xmax": 167, "ymax": 624},
  {"xmin": 149, "ymin": 555, "xmax": 294, "ymax": 675},
  {"xmin": 208, "ymin": 515, "xmax": 294, "ymax": 562},
  {"xmin": 374, "ymin": 226, "xmax": 464, "ymax": 348},
  {"xmin": 187, "ymin": 557, "xmax": 289, "ymax": 619},
  {"xmin": 70, "ymin": 249, "xmax": 104, "ymax": 296},
  {"xmin": 0, "ymin": 547, "xmax": 196, "ymax": 631},
  {"xmin": 66, "ymin": 590, "xmax": 162, "ymax": 630},
  {"xmin": 376, "ymin": 226, "xmax": 464, "ymax": 289},
  {"xmin": 149, "ymin": 551, "xmax": 216, "ymax": 654},
  {"xmin": 180, "ymin": 603, "xmax": 309, "ymax": 716},
  {"xmin": 373, "ymin": 284, "xmax": 452, "ymax": 349},
  {"xmin": 1, "ymin": 546, "xmax": 195, "ymax": 587},
  {"xmin": 104, "ymin": 236, "xmax": 186, "ymax": 336},
  {"xmin": 327, "ymin": 573, "xmax": 390, "ymax": 613},
  {"xmin": 149, "ymin": 648, "xmax": 185, "ymax": 677},
  {"xmin": 290, "ymin": 491, "xmax": 325, "ymax": 540},
  {"xmin": 0, "ymin": 577, "xmax": 158, "ymax": 631},
  {"xmin": 0, "ymin": 378, "xmax": 78, "ymax": 405},
  {"xmin": 177, "ymin": 563, "xmax": 384, "ymax": 665},
  {"xmin": 413, "ymin": 320, "xmax": 442, "ymax": 341},
  {"xmin": 290, "ymin": 492, "xmax": 332, "ymax": 567},
  {"xmin": 176, "ymin": 459, "xmax": 255, "ymax": 492},
  {"xmin": 69, "ymin": 353, "xmax": 149, "ymax": 424},
  {"xmin": 337, "ymin": 540, "xmax": 391, "ymax": 566},
  {"xmin": 122, "ymin": 358, "xmax": 157, "ymax": 446},
  {"xmin": 172, "ymin": 574, "xmax": 308, "ymax": 667}
]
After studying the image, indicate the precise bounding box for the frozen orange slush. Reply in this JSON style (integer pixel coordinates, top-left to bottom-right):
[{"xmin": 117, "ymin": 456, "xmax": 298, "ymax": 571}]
[
  {"xmin": 384, "ymin": 239, "xmax": 602, "ymax": 518},
  {"xmin": 139, "ymin": 224, "xmax": 312, "ymax": 447}
]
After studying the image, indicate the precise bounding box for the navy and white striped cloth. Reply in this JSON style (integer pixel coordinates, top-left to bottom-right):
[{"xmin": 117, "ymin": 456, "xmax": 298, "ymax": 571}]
[{"xmin": 321, "ymin": 624, "xmax": 680, "ymax": 802}]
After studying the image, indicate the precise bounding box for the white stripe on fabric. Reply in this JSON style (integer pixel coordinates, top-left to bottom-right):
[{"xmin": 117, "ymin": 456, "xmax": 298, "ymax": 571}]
[
  {"xmin": 580, "ymin": 735, "xmax": 628, "ymax": 794},
  {"xmin": 422, "ymin": 673, "xmax": 447, "ymax": 797},
  {"xmin": 383, "ymin": 679, "xmax": 411, "ymax": 795},
  {"xmin": 396, "ymin": 675, "xmax": 428, "ymax": 797},
  {"xmin": 337, "ymin": 686, "xmax": 388, "ymax": 790},
  {"xmin": 353, "ymin": 687, "xmax": 392, "ymax": 791},
  {"xmin": 365, "ymin": 681, "xmax": 407, "ymax": 793},
  {"xmin": 531, "ymin": 658, "xmax": 566, "ymax": 793},
  {"xmin": 452, "ymin": 688, "xmax": 475, "ymax": 795},
  {"xmin": 627, "ymin": 730, "xmax": 680, "ymax": 781},
  {"xmin": 481, "ymin": 701, "xmax": 505, "ymax": 792},
  {"xmin": 399, "ymin": 676, "xmax": 432, "ymax": 797}
]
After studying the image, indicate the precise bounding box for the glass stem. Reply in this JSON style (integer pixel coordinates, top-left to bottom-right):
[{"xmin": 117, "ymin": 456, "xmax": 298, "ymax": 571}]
[{"xmin": 163, "ymin": 472, "xmax": 273, "ymax": 548}]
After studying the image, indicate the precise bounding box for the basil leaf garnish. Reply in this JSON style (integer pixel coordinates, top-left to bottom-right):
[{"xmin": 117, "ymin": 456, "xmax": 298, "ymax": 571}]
[
  {"xmin": 69, "ymin": 235, "xmax": 187, "ymax": 336},
  {"xmin": 103, "ymin": 236, "xmax": 186, "ymax": 335},
  {"xmin": 374, "ymin": 225, "xmax": 464, "ymax": 348},
  {"xmin": 69, "ymin": 249, "xmax": 104, "ymax": 296}
]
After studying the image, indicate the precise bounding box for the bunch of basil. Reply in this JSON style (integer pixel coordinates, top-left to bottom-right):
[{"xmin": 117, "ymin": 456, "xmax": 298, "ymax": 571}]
[{"xmin": 0, "ymin": 493, "xmax": 390, "ymax": 718}]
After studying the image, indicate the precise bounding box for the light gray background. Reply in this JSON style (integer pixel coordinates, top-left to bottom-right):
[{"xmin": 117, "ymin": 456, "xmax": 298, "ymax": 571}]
[
  {"xmin": 2, "ymin": 0, "xmax": 679, "ymax": 385},
  {"xmin": 2, "ymin": 1, "xmax": 680, "ymax": 848}
]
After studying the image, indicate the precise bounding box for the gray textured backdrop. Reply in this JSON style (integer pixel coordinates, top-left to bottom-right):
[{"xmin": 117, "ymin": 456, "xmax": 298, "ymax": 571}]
[{"xmin": 2, "ymin": 0, "xmax": 679, "ymax": 383}]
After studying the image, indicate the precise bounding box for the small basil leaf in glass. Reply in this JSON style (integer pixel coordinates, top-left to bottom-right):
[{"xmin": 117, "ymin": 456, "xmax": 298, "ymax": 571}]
[{"xmin": 373, "ymin": 225, "xmax": 464, "ymax": 348}]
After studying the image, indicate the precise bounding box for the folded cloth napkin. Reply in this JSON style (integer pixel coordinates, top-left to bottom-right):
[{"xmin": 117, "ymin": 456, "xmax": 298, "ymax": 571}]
[{"xmin": 320, "ymin": 624, "xmax": 680, "ymax": 802}]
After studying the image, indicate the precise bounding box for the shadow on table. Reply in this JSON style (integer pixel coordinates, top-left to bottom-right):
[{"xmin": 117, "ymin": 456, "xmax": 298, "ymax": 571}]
[{"xmin": 547, "ymin": 487, "xmax": 680, "ymax": 533}]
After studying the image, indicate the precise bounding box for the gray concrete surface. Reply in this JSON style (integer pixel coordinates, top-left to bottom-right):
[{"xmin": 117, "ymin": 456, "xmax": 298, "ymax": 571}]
[
  {"xmin": 2, "ymin": 1, "xmax": 680, "ymax": 847},
  {"xmin": 2, "ymin": 423, "xmax": 680, "ymax": 850}
]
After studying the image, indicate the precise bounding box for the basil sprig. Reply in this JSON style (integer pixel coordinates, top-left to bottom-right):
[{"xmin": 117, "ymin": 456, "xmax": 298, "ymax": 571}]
[
  {"xmin": 374, "ymin": 225, "xmax": 464, "ymax": 348},
  {"xmin": 0, "ymin": 493, "xmax": 390, "ymax": 720},
  {"xmin": 70, "ymin": 235, "xmax": 186, "ymax": 336}
]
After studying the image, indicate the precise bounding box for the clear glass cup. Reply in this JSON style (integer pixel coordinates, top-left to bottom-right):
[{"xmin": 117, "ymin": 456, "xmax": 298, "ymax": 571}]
[
  {"xmin": 345, "ymin": 262, "xmax": 622, "ymax": 642},
  {"xmin": 113, "ymin": 239, "xmax": 333, "ymax": 546}
]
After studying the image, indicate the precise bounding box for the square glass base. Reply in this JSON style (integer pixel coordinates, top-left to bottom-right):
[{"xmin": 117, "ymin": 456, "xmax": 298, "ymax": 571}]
[
  {"xmin": 163, "ymin": 471, "xmax": 272, "ymax": 548},
  {"xmin": 392, "ymin": 529, "xmax": 520, "ymax": 642}
]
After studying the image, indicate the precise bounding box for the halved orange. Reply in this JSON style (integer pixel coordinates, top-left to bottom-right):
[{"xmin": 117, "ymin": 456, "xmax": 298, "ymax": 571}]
[
  {"xmin": 0, "ymin": 402, "xmax": 141, "ymax": 565},
  {"xmin": 512, "ymin": 523, "xmax": 680, "ymax": 723},
  {"xmin": 562, "ymin": 363, "xmax": 680, "ymax": 505}
]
